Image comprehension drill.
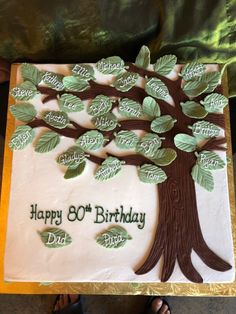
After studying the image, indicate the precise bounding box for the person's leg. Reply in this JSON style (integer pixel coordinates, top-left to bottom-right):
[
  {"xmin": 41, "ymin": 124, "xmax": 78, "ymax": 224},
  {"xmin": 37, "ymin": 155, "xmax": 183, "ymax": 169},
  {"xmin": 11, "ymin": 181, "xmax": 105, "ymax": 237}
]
[
  {"xmin": 53, "ymin": 295, "xmax": 83, "ymax": 314},
  {"xmin": 145, "ymin": 297, "xmax": 171, "ymax": 314}
]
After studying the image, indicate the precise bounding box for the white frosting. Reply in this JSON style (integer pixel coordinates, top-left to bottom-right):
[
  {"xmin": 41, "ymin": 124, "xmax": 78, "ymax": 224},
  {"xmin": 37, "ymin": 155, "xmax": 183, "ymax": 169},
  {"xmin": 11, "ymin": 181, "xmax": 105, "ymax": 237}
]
[{"xmin": 4, "ymin": 64, "xmax": 235, "ymax": 283}]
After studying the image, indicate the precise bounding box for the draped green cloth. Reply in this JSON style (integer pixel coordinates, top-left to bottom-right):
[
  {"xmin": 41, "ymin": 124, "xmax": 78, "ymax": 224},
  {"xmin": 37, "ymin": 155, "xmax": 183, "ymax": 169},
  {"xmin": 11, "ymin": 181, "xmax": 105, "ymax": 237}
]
[{"xmin": 1, "ymin": 0, "xmax": 236, "ymax": 95}]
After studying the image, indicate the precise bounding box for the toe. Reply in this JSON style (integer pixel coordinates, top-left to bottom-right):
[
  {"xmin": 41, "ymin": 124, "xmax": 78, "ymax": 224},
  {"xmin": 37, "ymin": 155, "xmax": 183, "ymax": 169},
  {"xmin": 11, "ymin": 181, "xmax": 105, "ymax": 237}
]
[
  {"xmin": 159, "ymin": 304, "xmax": 169, "ymax": 314},
  {"xmin": 70, "ymin": 294, "xmax": 79, "ymax": 303},
  {"xmin": 151, "ymin": 297, "xmax": 163, "ymax": 312}
]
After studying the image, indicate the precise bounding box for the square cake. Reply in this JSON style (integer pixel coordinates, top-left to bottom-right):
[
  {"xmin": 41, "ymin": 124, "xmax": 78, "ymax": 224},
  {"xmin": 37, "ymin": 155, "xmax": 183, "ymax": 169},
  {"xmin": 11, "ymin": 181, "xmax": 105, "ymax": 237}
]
[{"xmin": 3, "ymin": 46, "xmax": 235, "ymax": 283}]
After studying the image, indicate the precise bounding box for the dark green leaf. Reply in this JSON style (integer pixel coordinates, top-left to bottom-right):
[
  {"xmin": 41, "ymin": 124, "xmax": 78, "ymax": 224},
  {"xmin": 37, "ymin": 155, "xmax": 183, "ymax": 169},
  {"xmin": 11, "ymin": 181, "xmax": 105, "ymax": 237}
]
[
  {"xmin": 138, "ymin": 164, "xmax": 167, "ymax": 184},
  {"xmin": 174, "ymin": 133, "xmax": 197, "ymax": 152},
  {"xmin": 10, "ymin": 81, "xmax": 38, "ymax": 100},
  {"xmin": 191, "ymin": 164, "xmax": 214, "ymax": 192},
  {"xmin": 57, "ymin": 146, "xmax": 86, "ymax": 169},
  {"xmin": 183, "ymin": 81, "xmax": 208, "ymax": 97},
  {"xmin": 197, "ymin": 150, "xmax": 225, "ymax": 170},
  {"xmin": 154, "ymin": 54, "xmax": 177, "ymax": 75},
  {"xmin": 114, "ymin": 130, "xmax": 139, "ymax": 150},
  {"xmin": 63, "ymin": 76, "xmax": 89, "ymax": 92},
  {"xmin": 181, "ymin": 62, "xmax": 205, "ymax": 81},
  {"xmin": 58, "ymin": 94, "xmax": 84, "ymax": 113},
  {"xmin": 151, "ymin": 115, "xmax": 176, "ymax": 133},
  {"xmin": 142, "ymin": 96, "xmax": 160, "ymax": 119},
  {"xmin": 96, "ymin": 56, "xmax": 125, "ymax": 75},
  {"xmin": 35, "ymin": 131, "xmax": 60, "ymax": 153},
  {"xmin": 76, "ymin": 130, "xmax": 104, "ymax": 150},
  {"xmin": 95, "ymin": 157, "xmax": 124, "ymax": 181},
  {"xmin": 10, "ymin": 103, "xmax": 37, "ymax": 122},
  {"xmin": 42, "ymin": 111, "xmax": 69, "ymax": 129},
  {"xmin": 38, "ymin": 228, "xmax": 72, "ymax": 248},
  {"xmin": 118, "ymin": 98, "xmax": 142, "ymax": 118},
  {"xmin": 180, "ymin": 101, "xmax": 208, "ymax": 119},
  {"xmin": 9, "ymin": 125, "xmax": 34, "ymax": 150},
  {"xmin": 114, "ymin": 72, "xmax": 139, "ymax": 92},
  {"xmin": 87, "ymin": 95, "xmax": 113, "ymax": 117},
  {"xmin": 152, "ymin": 148, "xmax": 177, "ymax": 166},
  {"xmin": 135, "ymin": 45, "xmax": 150, "ymax": 69},
  {"xmin": 200, "ymin": 93, "xmax": 228, "ymax": 113},
  {"xmin": 42, "ymin": 71, "xmax": 64, "ymax": 91},
  {"xmin": 145, "ymin": 77, "xmax": 169, "ymax": 100},
  {"xmin": 96, "ymin": 226, "xmax": 132, "ymax": 249},
  {"xmin": 92, "ymin": 113, "xmax": 118, "ymax": 131},
  {"xmin": 197, "ymin": 71, "xmax": 221, "ymax": 93},
  {"xmin": 136, "ymin": 133, "xmax": 162, "ymax": 158},
  {"xmin": 191, "ymin": 121, "xmax": 220, "ymax": 139},
  {"xmin": 21, "ymin": 63, "xmax": 42, "ymax": 85},
  {"xmin": 70, "ymin": 64, "xmax": 95, "ymax": 80},
  {"xmin": 64, "ymin": 161, "xmax": 86, "ymax": 179}
]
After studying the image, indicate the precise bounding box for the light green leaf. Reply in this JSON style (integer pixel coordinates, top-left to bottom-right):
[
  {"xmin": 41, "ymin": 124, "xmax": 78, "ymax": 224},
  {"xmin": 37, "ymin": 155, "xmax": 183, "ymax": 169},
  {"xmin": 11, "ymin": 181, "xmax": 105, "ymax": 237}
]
[
  {"xmin": 136, "ymin": 133, "xmax": 162, "ymax": 158},
  {"xmin": 57, "ymin": 146, "xmax": 86, "ymax": 169},
  {"xmin": 183, "ymin": 81, "xmax": 208, "ymax": 98},
  {"xmin": 191, "ymin": 121, "xmax": 220, "ymax": 139},
  {"xmin": 21, "ymin": 63, "xmax": 42, "ymax": 85},
  {"xmin": 92, "ymin": 113, "xmax": 118, "ymax": 131},
  {"xmin": 95, "ymin": 157, "xmax": 124, "ymax": 181},
  {"xmin": 38, "ymin": 228, "xmax": 72, "ymax": 248},
  {"xmin": 87, "ymin": 95, "xmax": 113, "ymax": 117},
  {"xmin": 191, "ymin": 164, "xmax": 214, "ymax": 192},
  {"xmin": 118, "ymin": 98, "xmax": 142, "ymax": 118},
  {"xmin": 197, "ymin": 150, "xmax": 225, "ymax": 170},
  {"xmin": 114, "ymin": 130, "xmax": 139, "ymax": 150},
  {"xmin": 76, "ymin": 130, "xmax": 104, "ymax": 150},
  {"xmin": 96, "ymin": 56, "xmax": 125, "ymax": 75},
  {"xmin": 58, "ymin": 94, "xmax": 84, "ymax": 113},
  {"xmin": 174, "ymin": 133, "xmax": 197, "ymax": 152},
  {"xmin": 145, "ymin": 77, "xmax": 169, "ymax": 100},
  {"xmin": 200, "ymin": 93, "xmax": 228, "ymax": 113},
  {"xmin": 10, "ymin": 103, "xmax": 37, "ymax": 122},
  {"xmin": 152, "ymin": 148, "xmax": 177, "ymax": 166},
  {"xmin": 181, "ymin": 62, "xmax": 206, "ymax": 81},
  {"xmin": 35, "ymin": 131, "xmax": 60, "ymax": 153},
  {"xmin": 9, "ymin": 125, "xmax": 34, "ymax": 150},
  {"xmin": 154, "ymin": 54, "xmax": 177, "ymax": 75},
  {"xmin": 135, "ymin": 45, "xmax": 150, "ymax": 69},
  {"xmin": 70, "ymin": 64, "xmax": 95, "ymax": 80},
  {"xmin": 42, "ymin": 71, "xmax": 64, "ymax": 91},
  {"xmin": 180, "ymin": 101, "xmax": 208, "ymax": 119},
  {"xmin": 63, "ymin": 76, "xmax": 89, "ymax": 92},
  {"xmin": 142, "ymin": 96, "xmax": 160, "ymax": 119},
  {"xmin": 10, "ymin": 81, "xmax": 38, "ymax": 100},
  {"xmin": 114, "ymin": 72, "xmax": 139, "ymax": 92},
  {"xmin": 138, "ymin": 164, "xmax": 167, "ymax": 184},
  {"xmin": 42, "ymin": 111, "xmax": 69, "ymax": 129},
  {"xmin": 96, "ymin": 226, "xmax": 132, "ymax": 249},
  {"xmin": 151, "ymin": 115, "xmax": 176, "ymax": 133},
  {"xmin": 64, "ymin": 161, "xmax": 86, "ymax": 179},
  {"xmin": 197, "ymin": 71, "xmax": 221, "ymax": 93}
]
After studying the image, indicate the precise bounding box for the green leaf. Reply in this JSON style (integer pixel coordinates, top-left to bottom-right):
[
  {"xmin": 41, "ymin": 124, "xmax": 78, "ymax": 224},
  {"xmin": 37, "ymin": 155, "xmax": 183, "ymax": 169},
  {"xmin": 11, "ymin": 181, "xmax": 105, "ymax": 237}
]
[
  {"xmin": 95, "ymin": 157, "xmax": 124, "ymax": 181},
  {"xmin": 64, "ymin": 161, "xmax": 86, "ymax": 179},
  {"xmin": 180, "ymin": 101, "xmax": 208, "ymax": 119},
  {"xmin": 114, "ymin": 130, "xmax": 139, "ymax": 150},
  {"xmin": 21, "ymin": 63, "xmax": 42, "ymax": 85},
  {"xmin": 42, "ymin": 71, "xmax": 64, "ymax": 91},
  {"xmin": 87, "ymin": 95, "xmax": 113, "ymax": 117},
  {"xmin": 181, "ymin": 62, "xmax": 206, "ymax": 81},
  {"xmin": 191, "ymin": 121, "xmax": 220, "ymax": 139},
  {"xmin": 191, "ymin": 164, "xmax": 214, "ymax": 192},
  {"xmin": 118, "ymin": 98, "xmax": 142, "ymax": 118},
  {"xmin": 63, "ymin": 76, "xmax": 89, "ymax": 92},
  {"xmin": 183, "ymin": 81, "xmax": 208, "ymax": 98},
  {"xmin": 10, "ymin": 81, "xmax": 38, "ymax": 100},
  {"xmin": 145, "ymin": 77, "xmax": 169, "ymax": 100},
  {"xmin": 38, "ymin": 228, "xmax": 72, "ymax": 248},
  {"xmin": 70, "ymin": 64, "xmax": 95, "ymax": 80},
  {"xmin": 152, "ymin": 148, "xmax": 177, "ymax": 166},
  {"xmin": 142, "ymin": 96, "xmax": 160, "ymax": 119},
  {"xmin": 174, "ymin": 133, "xmax": 197, "ymax": 152},
  {"xmin": 10, "ymin": 103, "xmax": 37, "ymax": 122},
  {"xmin": 42, "ymin": 111, "xmax": 69, "ymax": 129},
  {"xmin": 197, "ymin": 150, "xmax": 225, "ymax": 170},
  {"xmin": 138, "ymin": 164, "xmax": 167, "ymax": 184},
  {"xmin": 151, "ymin": 115, "xmax": 176, "ymax": 133},
  {"xmin": 57, "ymin": 146, "xmax": 86, "ymax": 168},
  {"xmin": 135, "ymin": 45, "xmax": 150, "ymax": 69},
  {"xmin": 197, "ymin": 71, "xmax": 221, "ymax": 93},
  {"xmin": 114, "ymin": 72, "xmax": 139, "ymax": 92},
  {"xmin": 96, "ymin": 56, "xmax": 125, "ymax": 75},
  {"xmin": 154, "ymin": 54, "xmax": 177, "ymax": 75},
  {"xmin": 9, "ymin": 125, "xmax": 34, "ymax": 150},
  {"xmin": 58, "ymin": 94, "xmax": 84, "ymax": 113},
  {"xmin": 96, "ymin": 226, "xmax": 132, "ymax": 249},
  {"xmin": 92, "ymin": 113, "xmax": 118, "ymax": 131},
  {"xmin": 35, "ymin": 131, "xmax": 60, "ymax": 153},
  {"xmin": 76, "ymin": 130, "xmax": 104, "ymax": 150},
  {"xmin": 136, "ymin": 133, "xmax": 162, "ymax": 158},
  {"xmin": 200, "ymin": 93, "xmax": 228, "ymax": 113}
]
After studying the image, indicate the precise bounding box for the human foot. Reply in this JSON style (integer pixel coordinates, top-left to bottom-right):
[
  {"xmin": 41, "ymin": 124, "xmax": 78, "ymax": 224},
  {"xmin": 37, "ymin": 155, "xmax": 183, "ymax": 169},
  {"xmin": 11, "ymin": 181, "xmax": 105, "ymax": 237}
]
[
  {"xmin": 146, "ymin": 297, "xmax": 171, "ymax": 314},
  {"xmin": 53, "ymin": 294, "xmax": 82, "ymax": 314}
]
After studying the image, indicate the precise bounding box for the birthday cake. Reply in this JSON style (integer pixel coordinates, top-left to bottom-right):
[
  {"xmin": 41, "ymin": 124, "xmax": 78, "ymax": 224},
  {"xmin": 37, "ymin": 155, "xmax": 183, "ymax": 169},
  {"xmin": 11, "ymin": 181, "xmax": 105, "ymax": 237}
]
[{"xmin": 3, "ymin": 46, "xmax": 235, "ymax": 283}]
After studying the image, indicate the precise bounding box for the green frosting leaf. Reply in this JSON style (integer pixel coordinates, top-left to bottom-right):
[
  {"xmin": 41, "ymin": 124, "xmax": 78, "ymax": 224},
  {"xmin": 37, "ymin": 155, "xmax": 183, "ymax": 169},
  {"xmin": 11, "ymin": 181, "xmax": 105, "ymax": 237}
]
[
  {"xmin": 200, "ymin": 93, "xmax": 228, "ymax": 113},
  {"xmin": 145, "ymin": 77, "xmax": 169, "ymax": 100},
  {"xmin": 180, "ymin": 101, "xmax": 208, "ymax": 119},
  {"xmin": 58, "ymin": 94, "xmax": 84, "ymax": 113},
  {"xmin": 197, "ymin": 71, "xmax": 221, "ymax": 93},
  {"xmin": 152, "ymin": 148, "xmax": 177, "ymax": 166},
  {"xmin": 154, "ymin": 54, "xmax": 177, "ymax": 75},
  {"xmin": 57, "ymin": 146, "xmax": 86, "ymax": 169},
  {"xmin": 118, "ymin": 98, "xmax": 142, "ymax": 118},
  {"xmin": 95, "ymin": 157, "xmax": 124, "ymax": 181},
  {"xmin": 76, "ymin": 130, "xmax": 104, "ymax": 151},
  {"xmin": 96, "ymin": 56, "xmax": 125, "ymax": 75},
  {"xmin": 191, "ymin": 164, "xmax": 214, "ymax": 192},
  {"xmin": 151, "ymin": 115, "xmax": 176, "ymax": 133},
  {"xmin": 42, "ymin": 71, "xmax": 64, "ymax": 91},
  {"xmin": 10, "ymin": 103, "xmax": 37, "ymax": 122},
  {"xmin": 136, "ymin": 133, "xmax": 162, "ymax": 158},
  {"xmin": 87, "ymin": 95, "xmax": 113, "ymax": 117},
  {"xmin": 9, "ymin": 125, "xmax": 34, "ymax": 150},
  {"xmin": 191, "ymin": 121, "xmax": 220, "ymax": 139},
  {"xmin": 63, "ymin": 76, "xmax": 89, "ymax": 92},
  {"xmin": 38, "ymin": 228, "xmax": 72, "ymax": 248},
  {"xmin": 114, "ymin": 130, "xmax": 139, "ymax": 150},
  {"xmin": 92, "ymin": 113, "xmax": 118, "ymax": 131},
  {"xmin": 96, "ymin": 226, "xmax": 132, "ymax": 249},
  {"xmin": 42, "ymin": 111, "xmax": 69, "ymax": 129},
  {"xmin": 114, "ymin": 72, "xmax": 139, "ymax": 92},
  {"xmin": 142, "ymin": 96, "xmax": 160, "ymax": 119},
  {"xmin": 70, "ymin": 64, "xmax": 95, "ymax": 80},
  {"xmin": 64, "ymin": 161, "xmax": 86, "ymax": 179},
  {"xmin": 181, "ymin": 62, "xmax": 206, "ymax": 81},
  {"xmin": 183, "ymin": 81, "xmax": 208, "ymax": 98},
  {"xmin": 10, "ymin": 81, "xmax": 38, "ymax": 100},
  {"xmin": 138, "ymin": 164, "xmax": 167, "ymax": 184},
  {"xmin": 21, "ymin": 63, "xmax": 42, "ymax": 85},
  {"xmin": 174, "ymin": 133, "xmax": 197, "ymax": 152},
  {"xmin": 135, "ymin": 45, "xmax": 150, "ymax": 69},
  {"xmin": 35, "ymin": 131, "xmax": 60, "ymax": 153},
  {"xmin": 197, "ymin": 150, "xmax": 225, "ymax": 170}
]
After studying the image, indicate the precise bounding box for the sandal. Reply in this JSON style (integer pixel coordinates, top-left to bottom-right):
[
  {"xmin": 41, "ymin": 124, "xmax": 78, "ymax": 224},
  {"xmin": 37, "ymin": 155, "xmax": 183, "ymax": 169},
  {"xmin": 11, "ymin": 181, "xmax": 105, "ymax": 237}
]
[
  {"xmin": 52, "ymin": 295, "xmax": 83, "ymax": 314},
  {"xmin": 144, "ymin": 296, "xmax": 171, "ymax": 314}
]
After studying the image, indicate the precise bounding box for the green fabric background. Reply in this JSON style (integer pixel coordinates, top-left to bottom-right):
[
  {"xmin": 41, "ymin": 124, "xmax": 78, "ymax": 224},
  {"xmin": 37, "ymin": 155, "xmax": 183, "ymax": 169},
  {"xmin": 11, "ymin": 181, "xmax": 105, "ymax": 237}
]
[{"xmin": 0, "ymin": 0, "xmax": 236, "ymax": 95}]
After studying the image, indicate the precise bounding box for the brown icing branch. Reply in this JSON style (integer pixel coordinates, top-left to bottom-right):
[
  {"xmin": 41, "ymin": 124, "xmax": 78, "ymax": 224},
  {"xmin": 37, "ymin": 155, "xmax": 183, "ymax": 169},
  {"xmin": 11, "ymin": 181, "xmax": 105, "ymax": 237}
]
[
  {"xmin": 88, "ymin": 153, "xmax": 152, "ymax": 167},
  {"xmin": 198, "ymin": 137, "xmax": 227, "ymax": 152}
]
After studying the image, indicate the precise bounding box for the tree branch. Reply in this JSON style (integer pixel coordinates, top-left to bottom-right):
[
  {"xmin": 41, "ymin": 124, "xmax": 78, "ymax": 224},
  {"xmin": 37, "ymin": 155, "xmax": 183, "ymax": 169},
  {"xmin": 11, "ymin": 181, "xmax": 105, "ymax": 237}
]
[{"xmin": 197, "ymin": 137, "xmax": 227, "ymax": 152}]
